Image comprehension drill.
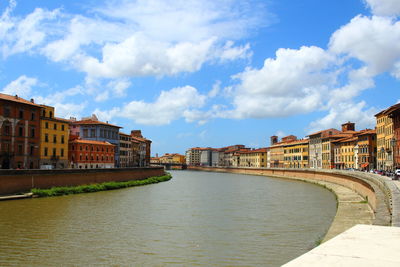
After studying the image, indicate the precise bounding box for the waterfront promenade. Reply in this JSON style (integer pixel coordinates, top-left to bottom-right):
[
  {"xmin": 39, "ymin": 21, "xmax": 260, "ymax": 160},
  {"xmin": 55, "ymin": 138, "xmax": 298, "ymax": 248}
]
[{"xmin": 283, "ymin": 224, "xmax": 400, "ymax": 266}]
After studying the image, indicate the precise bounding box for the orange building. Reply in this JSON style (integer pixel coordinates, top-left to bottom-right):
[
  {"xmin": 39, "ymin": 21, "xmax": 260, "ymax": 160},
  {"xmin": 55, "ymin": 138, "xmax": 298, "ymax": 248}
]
[
  {"xmin": 0, "ymin": 94, "xmax": 42, "ymax": 169},
  {"xmin": 69, "ymin": 139, "xmax": 115, "ymax": 169}
]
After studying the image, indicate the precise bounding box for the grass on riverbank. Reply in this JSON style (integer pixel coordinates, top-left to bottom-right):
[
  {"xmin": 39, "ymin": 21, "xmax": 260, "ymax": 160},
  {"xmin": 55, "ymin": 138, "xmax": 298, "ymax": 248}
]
[{"xmin": 31, "ymin": 173, "xmax": 172, "ymax": 197}]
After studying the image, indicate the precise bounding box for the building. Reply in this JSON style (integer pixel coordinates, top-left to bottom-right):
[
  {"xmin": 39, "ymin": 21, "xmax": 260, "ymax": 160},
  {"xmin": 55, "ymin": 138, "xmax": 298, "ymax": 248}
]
[
  {"xmin": 356, "ymin": 129, "xmax": 377, "ymax": 170},
  {"xmin": 130, "ymin": 130, "xmax": 151, "ymax": 167},
  {"xmin": 376, "ymin": 103, "xmax": 400, "ymax": 170},
  {"xmin": 269, "ymin": 136, "xmax": 297, "ymax": 168},
  {"xmin": 283, "ymin": 139, "xmax": 309, "ymax": 169},
  {"xmin": 150, "ymin": 156, "xmax": 161, "ymax": 165},
  {"xmin": 70, "ymin": 115, "xmax": 122, "ymax": 167},
  {"xmin": 69, "ymin": 139, "xmax": 115, "ymax": 169},
  {"xmin": 375, "ymin": 107, "xmax": 395, "ymax": 171},
  {"xmin": 39, "ymin": 105, "xmax": 69, "ymax": 169},
  {"xmin": 186, "ymin": 147, "xmax": 202, "ymax": 166},
  {"xmin": 119, "ymin": 132, "xmax": 133, "ymax": 167},
  {"xmin": 159, "ymin": 153, "xmax": 186, "ymax": 164},
  {"xmin": 308, "ymin": 128, "xmax": 341, "ymax": 169},
  {"xmin": 0, "ymin": 94, "xmax": 42, "ymax": 169},
  {"xmin": 239, "ymin": 148, "xmax": 268, "ymax": 168}
]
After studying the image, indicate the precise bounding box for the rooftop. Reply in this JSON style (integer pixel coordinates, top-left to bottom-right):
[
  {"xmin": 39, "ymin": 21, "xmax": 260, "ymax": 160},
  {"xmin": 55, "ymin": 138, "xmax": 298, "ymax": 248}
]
[{"xmin": 0, "ymin": 93, "xmax": 41, "ymax": 107}]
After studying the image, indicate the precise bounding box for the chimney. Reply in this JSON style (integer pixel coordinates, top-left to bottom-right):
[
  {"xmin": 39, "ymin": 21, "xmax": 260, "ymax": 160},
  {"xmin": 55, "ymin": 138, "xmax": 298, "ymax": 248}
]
[
  {"xmin": 30, "ymin": 98, "xmax": 34, "ymax": 103},
  {"xmin": 270, "ymin": 136, "xmax": 278, "ymax": 145},
  {"xmin": 15, "ymin": 95, "xmax": 18, "ymax": 99}
]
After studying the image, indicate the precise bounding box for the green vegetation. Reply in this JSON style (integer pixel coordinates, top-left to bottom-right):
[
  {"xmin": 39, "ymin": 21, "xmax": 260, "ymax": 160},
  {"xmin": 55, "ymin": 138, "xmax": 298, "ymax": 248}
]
[{"xmin": 31, "ymin": 173, "xmax": 172, "ymax": 197}]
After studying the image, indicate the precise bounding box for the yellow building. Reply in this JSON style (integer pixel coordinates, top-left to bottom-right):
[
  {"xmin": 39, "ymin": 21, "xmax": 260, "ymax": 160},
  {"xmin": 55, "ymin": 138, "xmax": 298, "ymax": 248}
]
[
  {"xmin": 239, "ymin": 148, "xmax": 268, "ymax": 168},
  {"xmin": 39, "ymin": 105, "xmax": 69, "ymax": 169},
  {"xmin": 375, "ymin": 109, "xmax": 395, "ymax": 171},
  {"xmin": 269, "ymin": 144, "xmax": 284, "ymax": 168},
  {"xmin": 336, "ymin": 136, "xmax": 357, "ymax": 169},
  {"xmin": 283, "ymin": 139, "xmax": 309, "ymax": 169},
  {"xmin": 160, "ymin": 153, "xmax": 186, "ymax": 164}
]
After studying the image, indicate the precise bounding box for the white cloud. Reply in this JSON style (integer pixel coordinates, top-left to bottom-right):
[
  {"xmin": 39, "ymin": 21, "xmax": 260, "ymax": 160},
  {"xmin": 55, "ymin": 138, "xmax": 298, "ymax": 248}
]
[
  {"xmin": 364, "ymin": 0, "xmax": 400, "ymax": 17},
  {"xmin": 330, "ymin": 15, "xmax": 400, "ymax": 76},
  {"xmin": 96, "ymin": 0, "xmax": 269, "ymax": 43},
  {"xmin": 80, "ymin": 35, "xmax": 216, "ymax": 78},
  {"xmin": 224, "ymin": 46, "xmax": 337, "ymax": 119},
  {"xmin": 1, "ymin": 0, "xmax": 270, "ymax": 79},
  {"xmin": 208, "ymin": 80, "xmax": 221, "ymax": 98},
  {"xmin": 33, "ymin": 86, "xmax": 86, "ymax": 119},
  {"xmin": 0, "ymin": 1, "xmax": 59, "ymax": 57},
  {"xmin": 96, "ymin": 85, "xmax": 208, "ymax": 125},
  {"xmin": 308, "ymin": 101, "xmax": 377, "ymax": 133},
  {"xmin": 1, "ymin": 75, "xmax": 38, "ymax": 98},
  {"xmin": 41, "ymin": 15, "xmax": 131, "ymax": 63}
]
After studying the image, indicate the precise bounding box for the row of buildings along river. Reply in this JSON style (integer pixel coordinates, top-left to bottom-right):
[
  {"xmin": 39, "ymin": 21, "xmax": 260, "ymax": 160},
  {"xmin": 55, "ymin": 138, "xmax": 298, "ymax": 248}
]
[
  {"xmin": 185, "ymin": 103, "xmax": 400, "ymax": 172},
  {"xmin": 0, "ymin": 93, "xmax": 151, "ymax": 169}
]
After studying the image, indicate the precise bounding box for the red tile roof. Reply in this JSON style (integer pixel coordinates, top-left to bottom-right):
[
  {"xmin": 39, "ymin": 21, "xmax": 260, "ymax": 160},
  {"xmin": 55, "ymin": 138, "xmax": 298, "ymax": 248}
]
[{"xmin": 0, "ymin": 93, "xmax": 41, "ymax": 107}]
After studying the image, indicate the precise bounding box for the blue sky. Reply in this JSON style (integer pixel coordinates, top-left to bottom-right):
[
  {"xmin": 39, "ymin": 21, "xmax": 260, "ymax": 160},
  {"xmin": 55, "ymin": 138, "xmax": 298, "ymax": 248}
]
[{"xmin": 1, "ymin": 0, "xmax": 400, "ymax": 155}]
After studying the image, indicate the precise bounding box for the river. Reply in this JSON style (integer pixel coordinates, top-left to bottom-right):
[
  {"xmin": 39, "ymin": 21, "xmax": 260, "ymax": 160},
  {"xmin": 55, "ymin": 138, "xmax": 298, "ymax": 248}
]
[{"xmin": 0, "ymin": 170, "xmax": 336, "ymax": 266}]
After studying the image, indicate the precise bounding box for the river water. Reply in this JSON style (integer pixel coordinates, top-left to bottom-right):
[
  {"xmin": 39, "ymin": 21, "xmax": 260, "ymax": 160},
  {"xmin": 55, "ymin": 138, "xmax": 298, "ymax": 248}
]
[{"xmin": 0, "ymin": 170, "xmax": 336, "ymax": 266}]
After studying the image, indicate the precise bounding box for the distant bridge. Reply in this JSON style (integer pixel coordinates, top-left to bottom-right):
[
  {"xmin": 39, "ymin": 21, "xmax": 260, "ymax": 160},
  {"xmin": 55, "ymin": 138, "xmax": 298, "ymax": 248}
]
[{"xmin": 155, "ymin": 163, "xmax": 187, "ymax": 170}]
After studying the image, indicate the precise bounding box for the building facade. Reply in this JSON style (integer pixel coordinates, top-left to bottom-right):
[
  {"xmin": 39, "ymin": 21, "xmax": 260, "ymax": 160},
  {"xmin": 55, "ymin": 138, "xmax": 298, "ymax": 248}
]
[
  {"xmin": 308, "ymin": 129, "xmax": 341, "ymax": 169},
  {"xmin": 119, "ymin": 132, "xmax": 133, "ymax": 167},
  {"xmin": 0, "ymin": 94, "xmax": 41, "ymax": 169},
  {"xmin": 69, "ymin": 139, "xmax": 115, "ymax": 169},
  {"xmin": 131, "ymin": 130, "xmax": 151, "ymax": 167},
  {"xmin": 239, "ymin": 148, "xmax": 268, "ymax": 168},
  {"xmin": 375, "ymin": 109, "xmax": 395, "ymax": 171},
  {"xmin": 39, "ymin": 105, "xmax": 69, "ymax": 169},
  {"xmin": 71, "ymin": 115, "xmax": 121, "ymax": 167},
  {"xmin": 283, "ymin": 139, "xmax": 309, "ymax": 169}
]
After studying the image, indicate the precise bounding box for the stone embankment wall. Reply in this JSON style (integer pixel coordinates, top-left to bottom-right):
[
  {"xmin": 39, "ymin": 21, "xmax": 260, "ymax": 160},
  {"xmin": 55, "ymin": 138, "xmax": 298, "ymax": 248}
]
[
  {"xmin": 189, "ymin": 167, "xmax": 377, "ymax": 212},
  {"xmin": 0, "ymin": 167, "xmax": 165, "ymax": 195}
]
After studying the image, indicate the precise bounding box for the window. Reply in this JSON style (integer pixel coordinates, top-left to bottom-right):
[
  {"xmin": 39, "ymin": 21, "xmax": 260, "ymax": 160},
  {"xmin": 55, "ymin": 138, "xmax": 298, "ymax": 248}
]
[
  {"xmin": 61, "ymin": 149, "xmax": 64, "ymax": 157},
  {"xmin": 4, "ymin": 124, "xmax": 10, "ymax": 135},
  {"xmin": 19, "ymin": 109, "xmax": 24, "ymax": 119},
  {"xmin": 61, "ymin": 135, "xmax": 64, "ymax": 144},
  {"xmin": 45, "ymin": 122, "xmax": 49, "ymax": 129},
  {"xmin": 90, "ymin": 129, "xmax": 95, "ymax": 137},
  {"xmin": 18, "ymin": 144, "xmax": 23, "ymax": 155},
  {"xmin": 42, "ymin": 110, "xmax": 46, "ymax": 117},
  {"xmin": 83, "ymin": 129, "xmax": 88, "ymax": 138},
  {"xmin": 45, "ymin": 134, "xmax": 49, "ymax": 142},
  {"xmin": 4, "ymin": 106, "xmax": 10, "ymax": 117},
  {"xmin": 44, "ymin": 147, "xmax": 48, "ymax": 156},
  {"xmin": 61, "ymin": 125, "xmax": 65, "ymax": 131},
  {"xmin": 49, "ymin": 111, "xmax": 53, "ymax": 118},
  {"xmin": 30, "ymin": 145, "xmax": 34, "ymax": 156},
  {"xmin": 53, "ymin": 135, "xmax": 57, "ymax": 143},
  {"xmin": 31, "ymin": 112, "xmax": 35, "ymax": 121},
  {"xmin": 53, "ymin": 123, "xmax": 57, "ymax": 130},
  {"xmin": 19, "ymin": 127, "xmax": 23, "ymax": 137},
  {"xmin": 53, "ymin": 148, "xmax": 56, "ymax": 156},
  {"xmin": 31, "ymin": 128, "xmax": 35, "ymax": 138},
  {"xmin": 79, "ymin": 146, "xmax": 82, "ymax": 151}
]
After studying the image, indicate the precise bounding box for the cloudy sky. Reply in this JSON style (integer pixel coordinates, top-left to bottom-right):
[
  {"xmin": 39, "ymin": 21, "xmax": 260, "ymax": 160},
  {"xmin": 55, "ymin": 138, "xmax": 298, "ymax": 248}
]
[{"xmin": 1, "ymin": 0, "xmax": 400, "ymax": 155}]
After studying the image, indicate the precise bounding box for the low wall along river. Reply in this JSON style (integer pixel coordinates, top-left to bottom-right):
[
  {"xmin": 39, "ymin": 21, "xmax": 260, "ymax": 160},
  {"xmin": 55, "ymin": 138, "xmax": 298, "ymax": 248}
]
[{"xmin": 0, "ymin": 167, "xmax": 165, "ymax": 195}]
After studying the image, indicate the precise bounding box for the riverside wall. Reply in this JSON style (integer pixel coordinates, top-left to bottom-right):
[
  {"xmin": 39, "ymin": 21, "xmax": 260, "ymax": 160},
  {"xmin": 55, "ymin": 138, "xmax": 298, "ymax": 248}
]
[
  {"xmin": 189, "ymin": 167, "xmax": 377, "ymax": 212},
  {"xmin": 0, "ymin": 167, "xmax": 165, "ymax": 195}
]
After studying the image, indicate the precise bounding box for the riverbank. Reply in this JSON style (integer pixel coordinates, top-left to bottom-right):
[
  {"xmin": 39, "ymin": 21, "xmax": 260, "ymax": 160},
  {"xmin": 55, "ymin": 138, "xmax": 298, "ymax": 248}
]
[
  {"xmin": 0, "ymin": 167, "xmax": 165, "ymax": 195},
  {"xmin": 188, "ymin": 166, "xmax": 391, "ymax": 242},
  {"xmin": 31, "ymin": 173, "xmax": 172, "ymax": 197}
]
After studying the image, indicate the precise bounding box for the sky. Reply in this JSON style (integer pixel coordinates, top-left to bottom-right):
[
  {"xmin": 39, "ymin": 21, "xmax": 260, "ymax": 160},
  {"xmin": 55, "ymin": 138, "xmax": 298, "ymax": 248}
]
[{"xmin": 0, "ymin": 0, "xmax": 400, "ymax": 156}]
